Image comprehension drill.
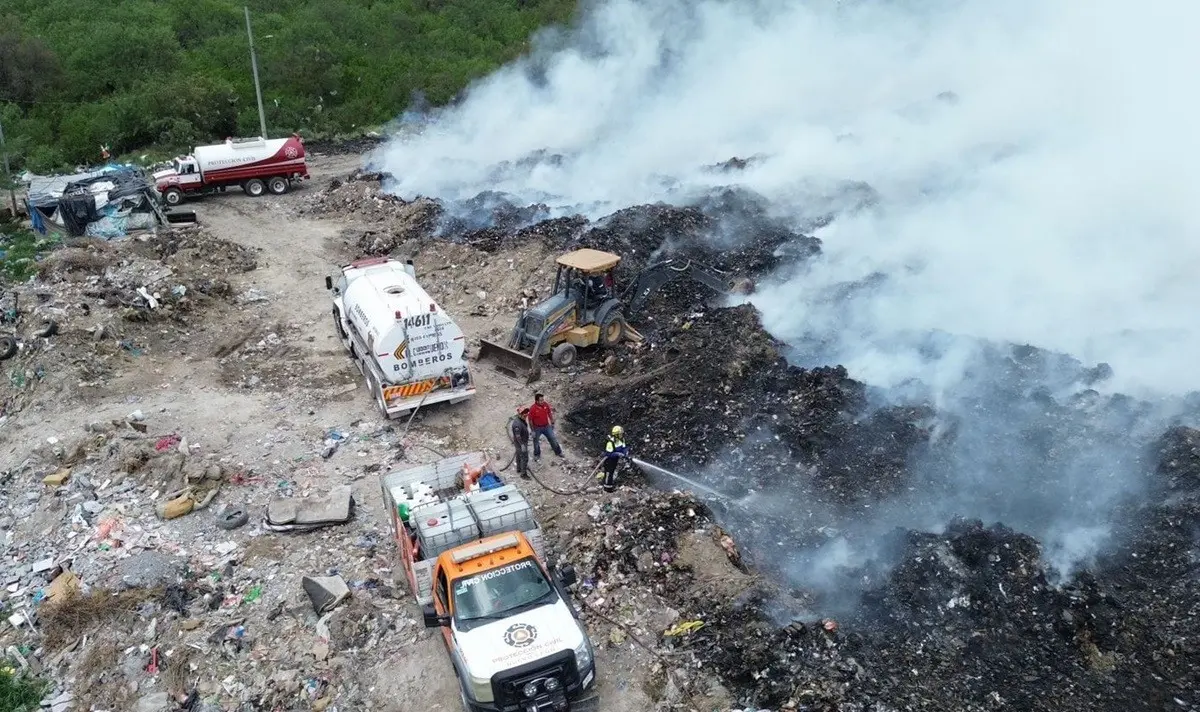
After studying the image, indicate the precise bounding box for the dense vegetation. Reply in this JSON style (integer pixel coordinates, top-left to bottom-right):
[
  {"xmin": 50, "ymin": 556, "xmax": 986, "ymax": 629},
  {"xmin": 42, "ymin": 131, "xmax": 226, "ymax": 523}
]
[{"xmin": 0, "ymin": 0, "xmax": 576, "ymax": 170}]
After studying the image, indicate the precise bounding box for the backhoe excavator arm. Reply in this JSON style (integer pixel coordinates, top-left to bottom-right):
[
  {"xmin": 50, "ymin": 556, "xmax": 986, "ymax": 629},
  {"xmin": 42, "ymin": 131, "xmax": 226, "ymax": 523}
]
[{"xmin": 621, "ymin": 259, "xmax": 734, "ymax": 319}]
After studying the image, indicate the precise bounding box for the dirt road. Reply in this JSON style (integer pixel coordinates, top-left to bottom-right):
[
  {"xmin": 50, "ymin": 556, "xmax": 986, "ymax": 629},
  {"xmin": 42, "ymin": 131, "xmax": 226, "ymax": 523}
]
[{"xmin": 0, "ymin": 154, "xmax": 664, "ymax": 711}]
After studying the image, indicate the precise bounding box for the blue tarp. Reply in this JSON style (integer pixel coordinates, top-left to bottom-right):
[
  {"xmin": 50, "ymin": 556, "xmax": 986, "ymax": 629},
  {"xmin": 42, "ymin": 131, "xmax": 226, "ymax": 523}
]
[{"xmin": 27, "ymin": 200, "xmax": 45, "ymax": 235}]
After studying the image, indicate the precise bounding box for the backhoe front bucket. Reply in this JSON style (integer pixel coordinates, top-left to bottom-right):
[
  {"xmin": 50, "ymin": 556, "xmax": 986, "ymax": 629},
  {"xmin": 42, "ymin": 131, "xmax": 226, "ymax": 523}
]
[{"xmin": 476, "ymin": 338, "xmax": 542, "ymax": 383}]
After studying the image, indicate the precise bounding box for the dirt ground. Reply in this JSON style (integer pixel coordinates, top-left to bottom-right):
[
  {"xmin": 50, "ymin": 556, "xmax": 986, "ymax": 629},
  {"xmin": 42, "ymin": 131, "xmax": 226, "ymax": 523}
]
[{"xmin": 0, "ymin": 153, "xmax": 753, "ymax": 711}]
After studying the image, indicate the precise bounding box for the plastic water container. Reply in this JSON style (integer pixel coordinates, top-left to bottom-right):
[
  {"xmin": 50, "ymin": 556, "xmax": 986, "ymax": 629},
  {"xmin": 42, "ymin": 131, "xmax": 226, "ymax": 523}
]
[
  {"xmin": 467, "ymin": 484, "xmax": 536, "ymax": 538},
  {"xmin": 414, "ymin": 498, "xmax": 481, "ymax": 559}
]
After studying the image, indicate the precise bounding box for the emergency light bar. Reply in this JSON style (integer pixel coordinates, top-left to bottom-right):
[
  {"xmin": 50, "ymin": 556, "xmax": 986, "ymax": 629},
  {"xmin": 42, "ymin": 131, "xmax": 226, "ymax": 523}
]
[{"xmin": 450, "ymin": 533, "xmax": 521, "ymax": 564}]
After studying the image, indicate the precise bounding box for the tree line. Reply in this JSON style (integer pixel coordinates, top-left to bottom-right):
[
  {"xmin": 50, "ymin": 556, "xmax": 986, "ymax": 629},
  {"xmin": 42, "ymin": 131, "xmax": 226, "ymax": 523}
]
[{"xmin": 0, "ymin": 0, "xmax": 575, "ymax": 172}]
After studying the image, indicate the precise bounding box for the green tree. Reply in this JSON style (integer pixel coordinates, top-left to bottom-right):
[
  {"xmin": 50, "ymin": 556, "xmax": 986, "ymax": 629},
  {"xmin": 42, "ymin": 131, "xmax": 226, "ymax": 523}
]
[{"xmin": 0, "ymin": 0, "xmax": 581, "ymax": 168}]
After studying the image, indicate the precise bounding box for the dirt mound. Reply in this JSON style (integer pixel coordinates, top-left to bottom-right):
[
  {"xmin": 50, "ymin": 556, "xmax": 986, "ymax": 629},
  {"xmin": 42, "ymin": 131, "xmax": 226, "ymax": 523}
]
[
  {"xmin": 2, "ymin": 228, "xmax": 257, "ymax": 417},
  {"xmin": 302, "ymin": 174, "xmax": 444, "ymax": 242},
  {"xmin": 566, "ymin": 305, "xmax": 931, "ymax": 502}
]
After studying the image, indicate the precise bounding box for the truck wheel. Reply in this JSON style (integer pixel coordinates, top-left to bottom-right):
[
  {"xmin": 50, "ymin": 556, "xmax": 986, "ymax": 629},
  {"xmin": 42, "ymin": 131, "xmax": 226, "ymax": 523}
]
[
  {"xmin": 0, "ymin": 336, "xmax": 17, "ymax": 361},
  {"xmin": 551, "ymin": 342, "xmax": 577, "ymax": 368},
  {"xmin": 164, "ymin": 188, "xmax": 183, "ymax": 206},
  {"xmin": 597, "ymin": 309, "xmax": 626, "ymax": 347},
  {"xmin": 244, "ymin": 179, "xmax": 266, "ymax": 197},
  {"xmin": 332, "ymin": 307, "xmax": 347, "ymax": 340},
  {"xmin": 367, "ymin": 373, "xmax": 390, "ymax": 419},
  {"xmin": 267, "ymin": 177, "xmax": 288, "ymax": 195}
]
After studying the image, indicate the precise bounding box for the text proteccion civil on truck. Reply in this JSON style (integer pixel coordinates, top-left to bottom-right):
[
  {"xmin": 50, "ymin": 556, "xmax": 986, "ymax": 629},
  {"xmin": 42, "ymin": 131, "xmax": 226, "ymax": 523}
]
[
  {"xmin": 153, "ymin": 135, "xmax": 309, "ymax": 205},
  {"xmin": 382, "ymin": 452, "xmax": 597, "ymax": 712},
  {"xmin": 326, "ymin": 256, "xmax": 476, "ymax": 419}
]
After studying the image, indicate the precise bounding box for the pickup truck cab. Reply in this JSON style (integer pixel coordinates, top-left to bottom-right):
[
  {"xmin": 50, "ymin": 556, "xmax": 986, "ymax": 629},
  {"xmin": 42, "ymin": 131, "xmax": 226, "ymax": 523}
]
[{"xmin": 422, "ymin": 531, "xmax": 597, "ymax": 712}]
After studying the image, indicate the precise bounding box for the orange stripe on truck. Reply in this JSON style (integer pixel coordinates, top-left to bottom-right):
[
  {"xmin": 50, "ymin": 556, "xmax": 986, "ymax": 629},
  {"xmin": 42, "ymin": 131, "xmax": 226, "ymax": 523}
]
[{"xmin": 383, "ymin": 379, "xmax": 435, "ymax": 402}]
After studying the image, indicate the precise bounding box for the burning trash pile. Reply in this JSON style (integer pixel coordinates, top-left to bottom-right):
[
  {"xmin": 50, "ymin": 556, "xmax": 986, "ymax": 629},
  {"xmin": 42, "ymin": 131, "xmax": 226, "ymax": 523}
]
[
  {"xmin": 566, "ymin": 304, "xmax": 933, "ymax": 504},
  {"xmin": 304, "ymin": 160, "xmax": 1200, "ymax": 710},
  {"xmin": 304, "ymin": 171, "xmax": 818, "ymax": 293}
]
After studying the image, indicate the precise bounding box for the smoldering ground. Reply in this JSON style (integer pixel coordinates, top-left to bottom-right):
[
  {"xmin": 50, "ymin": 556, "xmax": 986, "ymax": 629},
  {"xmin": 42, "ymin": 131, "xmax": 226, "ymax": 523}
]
[{"xmin": 373, "ymin": 0, "xmax": 1200, "ymax": 614}]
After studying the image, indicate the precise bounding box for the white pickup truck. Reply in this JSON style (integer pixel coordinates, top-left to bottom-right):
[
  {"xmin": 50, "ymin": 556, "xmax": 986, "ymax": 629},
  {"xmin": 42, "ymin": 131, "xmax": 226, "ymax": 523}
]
[{"xmin": 381, "ymin": 452, "xmax": 598, "ymax": 712}]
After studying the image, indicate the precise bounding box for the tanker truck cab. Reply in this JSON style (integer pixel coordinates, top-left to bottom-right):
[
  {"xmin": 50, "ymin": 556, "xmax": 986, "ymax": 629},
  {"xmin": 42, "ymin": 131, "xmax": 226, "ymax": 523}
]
[
  {"xmin": 423, "ymin": 532, "xmax": 596, "ymax": 712},
  {"xmin": 327, "ymin": 256, "xmax": 475, "ymax": 419}
]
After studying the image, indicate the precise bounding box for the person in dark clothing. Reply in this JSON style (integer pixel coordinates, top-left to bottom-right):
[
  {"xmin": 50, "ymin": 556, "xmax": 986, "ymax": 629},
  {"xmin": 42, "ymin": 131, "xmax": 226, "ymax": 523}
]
[
  {"xmin": 508, "ymin": 407, "xmax": 531, "ymax": 479},
  {"xmin": 598, "ymin": 425, "xmax": 627, "ymax": 493}
]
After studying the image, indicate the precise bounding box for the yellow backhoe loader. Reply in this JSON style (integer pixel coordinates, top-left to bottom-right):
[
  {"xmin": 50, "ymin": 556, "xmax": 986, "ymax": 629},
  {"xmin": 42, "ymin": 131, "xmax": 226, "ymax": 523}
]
[{"xmin": 477, "ymin": 247, "xmax": 737, "ymax": 382}]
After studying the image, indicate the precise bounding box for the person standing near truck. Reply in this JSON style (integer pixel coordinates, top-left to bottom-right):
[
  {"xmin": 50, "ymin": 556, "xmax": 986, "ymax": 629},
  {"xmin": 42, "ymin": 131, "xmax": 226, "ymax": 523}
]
[
  {"xmin": 527, "ymin": 392, "xmax": 564, "ymax": 461},
  {"xmin": 508, "ymin": 407, "xmax": 532, "ymax": 479}
]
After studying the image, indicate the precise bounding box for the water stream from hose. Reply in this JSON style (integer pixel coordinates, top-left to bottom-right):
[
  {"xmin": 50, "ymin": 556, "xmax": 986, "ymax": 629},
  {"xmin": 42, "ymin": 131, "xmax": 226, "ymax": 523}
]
[{"xmin": 630, "ymin": 456, "xmax": 732, "ymax": 500}]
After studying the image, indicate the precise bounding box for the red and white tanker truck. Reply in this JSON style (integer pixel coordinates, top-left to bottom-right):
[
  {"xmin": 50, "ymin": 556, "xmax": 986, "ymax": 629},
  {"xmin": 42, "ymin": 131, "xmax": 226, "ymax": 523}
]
[{"xmin": 153, "ymin": 135, "xmax": 309, "ymax": 205}]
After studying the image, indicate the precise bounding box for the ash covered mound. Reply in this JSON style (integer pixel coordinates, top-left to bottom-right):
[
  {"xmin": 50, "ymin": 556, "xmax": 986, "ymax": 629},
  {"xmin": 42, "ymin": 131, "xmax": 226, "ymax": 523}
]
[{"xmin": 674, "ymin": 492, "xmax": 1200, "ymax": 712}]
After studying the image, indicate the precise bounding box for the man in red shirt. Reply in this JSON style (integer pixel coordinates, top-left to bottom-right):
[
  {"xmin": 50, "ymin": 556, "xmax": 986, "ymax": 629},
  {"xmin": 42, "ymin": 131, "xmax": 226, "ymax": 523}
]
[{"xmin": 527, "ymin": 392, "xmax": 564, "ymax": 460}]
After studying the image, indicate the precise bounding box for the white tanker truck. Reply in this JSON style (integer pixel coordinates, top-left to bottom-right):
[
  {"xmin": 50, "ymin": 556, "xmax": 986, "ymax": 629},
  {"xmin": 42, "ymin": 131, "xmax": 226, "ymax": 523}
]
[{"xmin": 326, "ymin": 257, "xmax": 475, "ymax": 418}]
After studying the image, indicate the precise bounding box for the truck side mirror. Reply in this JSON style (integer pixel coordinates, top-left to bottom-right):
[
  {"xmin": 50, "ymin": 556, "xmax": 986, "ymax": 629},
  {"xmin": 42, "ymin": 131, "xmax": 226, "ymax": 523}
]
[
  {"xmin": 324, "ymin": 276, "xmax": 332, "ymax": 291},
  {"xmin": 422, "ymin": 603, "xmax": 451, "ymax": 628},
  {"xmin": 557, "ymin": 563, "xmax": 577, "ymax": 588}
]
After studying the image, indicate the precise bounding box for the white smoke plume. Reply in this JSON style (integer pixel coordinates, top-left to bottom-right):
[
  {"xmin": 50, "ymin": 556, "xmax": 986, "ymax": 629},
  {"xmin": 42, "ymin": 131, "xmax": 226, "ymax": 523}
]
[{"xmin": 373, "ymin": 0, "xmax": 1200, "ymax": 587}]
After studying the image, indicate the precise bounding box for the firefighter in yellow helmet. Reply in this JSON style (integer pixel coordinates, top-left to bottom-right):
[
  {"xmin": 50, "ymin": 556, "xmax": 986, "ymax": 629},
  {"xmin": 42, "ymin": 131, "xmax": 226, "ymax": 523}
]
[{"xmin": 598, "ymin": 425, "xmax": 627, "ymax": 493}]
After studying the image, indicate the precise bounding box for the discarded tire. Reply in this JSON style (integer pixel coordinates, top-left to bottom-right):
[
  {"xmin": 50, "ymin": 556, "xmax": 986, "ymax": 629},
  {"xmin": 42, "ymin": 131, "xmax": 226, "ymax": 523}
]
[
  {"xmin": 34, "ymin": 319, "xmax": 58, "ymax": 338},
  {"xmin": 216, "ymin": 507, "xmax": 249, "ymax": 530},
  {"xmin": 0, "ymin": 336, "xmax": 16, "ymax": 361}
]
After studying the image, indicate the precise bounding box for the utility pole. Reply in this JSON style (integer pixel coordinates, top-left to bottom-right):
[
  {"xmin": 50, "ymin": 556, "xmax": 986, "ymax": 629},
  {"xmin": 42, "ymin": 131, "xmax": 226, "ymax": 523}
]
[
  {"xmin": 0, "ymin": 114, "xmax": 18, "ymax": 218},
  {"xmin": 244, "ymin": 6, "xmax": 268, "ymax": 140}
]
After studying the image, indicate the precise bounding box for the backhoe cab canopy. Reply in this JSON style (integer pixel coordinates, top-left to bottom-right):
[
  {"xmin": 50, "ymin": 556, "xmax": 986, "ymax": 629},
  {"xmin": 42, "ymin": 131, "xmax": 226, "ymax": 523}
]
[
  {"xmin": 552, "ymin": 248, "xmax": 621, "ymax": 298},
  {"xmin": 555, "ymin": 248, "xmax": 620, "ymax": 274}
]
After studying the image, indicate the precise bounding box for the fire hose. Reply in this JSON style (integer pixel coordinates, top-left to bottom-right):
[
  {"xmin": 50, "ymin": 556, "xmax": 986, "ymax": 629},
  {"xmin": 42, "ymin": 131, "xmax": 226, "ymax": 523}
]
[{"xmin": 500, "ymin": 420, "xmax": 604, "ymax": 495}]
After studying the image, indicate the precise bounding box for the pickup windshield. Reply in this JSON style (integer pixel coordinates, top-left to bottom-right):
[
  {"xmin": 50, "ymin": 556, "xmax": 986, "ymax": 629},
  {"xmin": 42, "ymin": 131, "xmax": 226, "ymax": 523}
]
[{"xmin": 452, "ymin": 557, "xmax": 555, "ymax": 623}]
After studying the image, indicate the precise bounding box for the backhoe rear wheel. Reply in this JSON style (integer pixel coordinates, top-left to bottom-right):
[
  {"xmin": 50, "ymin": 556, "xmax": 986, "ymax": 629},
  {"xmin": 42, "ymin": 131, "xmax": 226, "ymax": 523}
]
[
  {"xmin": 598, "ymin": 309, "xmax": 626, "ymax": 347},
  {"xmin": 551, "ymin": 342, "xmax": 577, "ymax": 368}
]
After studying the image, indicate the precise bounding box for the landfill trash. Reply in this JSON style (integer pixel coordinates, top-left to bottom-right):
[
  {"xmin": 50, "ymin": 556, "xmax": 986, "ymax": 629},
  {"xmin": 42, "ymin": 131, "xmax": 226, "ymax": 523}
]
[
  {"xmin": 239, "ymin": 288, "xmax": 270, "ymax": 304},
  {"xmin": 156, "ymin": 492, "xmax": 194, "ymax": 520},
  {"xmin": 664, "ymin": 620, "xmax": 705, "ymax": 637},
  {"xmin": 302, "ymin": 575, "xmax": 351, "ymax": 614},
  {"xmin": 320, "ymin": 430, "xmax": 349, "ymax": 459},
  {"xmin": 264, "ymin": 486, "xmax": 355, "ymax": 532},
  {"xmin": 42, "ymin": 468, "xmax": 71, "ymax": 487},
  {"xmin": 136, "ymin": 286, "xmax": 159, "ymax": 309}
]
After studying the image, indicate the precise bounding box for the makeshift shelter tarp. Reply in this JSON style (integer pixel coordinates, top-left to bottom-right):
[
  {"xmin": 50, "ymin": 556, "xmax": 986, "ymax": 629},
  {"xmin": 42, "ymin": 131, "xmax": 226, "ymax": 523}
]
[
  {"xmin": 25, "ymin": 169, "xmax": 108, "ymax": 209},
  {"xmin": 24, "ymin": 164, "xmax": 164, "ymax": 238}
]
